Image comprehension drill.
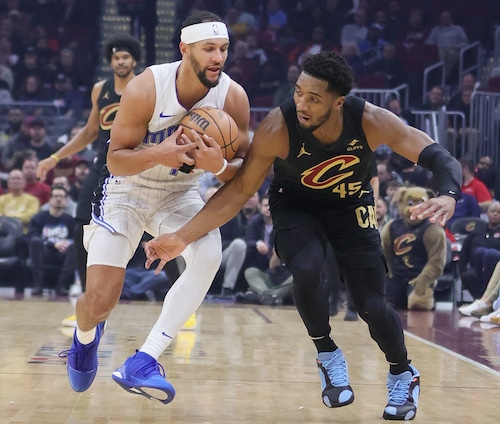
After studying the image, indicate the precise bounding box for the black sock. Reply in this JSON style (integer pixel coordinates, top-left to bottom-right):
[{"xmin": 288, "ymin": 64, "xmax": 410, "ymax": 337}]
[
  {"xmin": 389, "ymin": 361, "xmax": 411, "ymax": 375},
  {"xmin": 312, "ymin": 336, "xmax": 338, "ymax": 353}
]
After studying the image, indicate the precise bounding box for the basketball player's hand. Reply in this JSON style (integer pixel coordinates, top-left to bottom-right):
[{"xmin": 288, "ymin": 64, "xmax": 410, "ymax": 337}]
[
  {"xmin": 144, "ymin": 233, "xmax": 186, "ymax": 274},
  {"xmin": 181, "ymin": 129, "xmax": 225, "ymax": 174},
  {"xmin": 409, "ymin": 195, "xmax": 457, "ymax": 227},
  {"xmin": 157, "ymin": 126, "xmax": 197, "ymax": 169},
  {"xmin": 37, "ymin": 156, "xmax": 58, "ymax": 181}
]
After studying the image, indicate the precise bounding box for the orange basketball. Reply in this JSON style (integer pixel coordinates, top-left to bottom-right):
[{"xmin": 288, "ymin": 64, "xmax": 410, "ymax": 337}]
[{"xmin": 179, "ymin": 107, "xmax": 240, "ymax": 161}]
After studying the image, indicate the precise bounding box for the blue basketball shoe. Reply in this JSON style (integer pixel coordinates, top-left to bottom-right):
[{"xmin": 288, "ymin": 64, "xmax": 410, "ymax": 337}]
[
  {"xmin": 112, "ymin": 351, "xmax": 176, "ymax": 404},
  {"xmin": 383, "ymin": 364, "xmax": 420, "ymax": 420},
  {"xmin": 316, "ymin": 349, "xmax": 354, "ymax": 407},
  {"xmin": 59, "ymin": 321, "xmax": 107, "ymax": 392}
]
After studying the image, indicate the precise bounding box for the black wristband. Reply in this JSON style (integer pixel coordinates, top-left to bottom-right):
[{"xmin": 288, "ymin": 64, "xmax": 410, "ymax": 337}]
[
  {"xmin": 418, "ymin": 143, "xmax": 461, "ymax": 200},
  {"xmin": 179, "ymin": 163, "xmax": 194, "ymax": 173}
]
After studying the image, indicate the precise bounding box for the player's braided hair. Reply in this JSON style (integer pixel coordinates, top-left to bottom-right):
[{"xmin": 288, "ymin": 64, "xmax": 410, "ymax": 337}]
[{"xmin": 302, "ymin": 51, "xmax": 354, "ymax": 97}]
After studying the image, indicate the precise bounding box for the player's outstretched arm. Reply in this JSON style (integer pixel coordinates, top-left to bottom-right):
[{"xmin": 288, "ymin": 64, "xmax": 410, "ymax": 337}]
[
  {"xmin": 362, "ymin": 103, "xmax": 461, "ymax": 227},
  {"xmin": 36, "ymin": 81, "xmax": 103, "ymax": 181},
  {"xmin": 145, "ymin": 107, "xmax": 287, "ymax": 273}
]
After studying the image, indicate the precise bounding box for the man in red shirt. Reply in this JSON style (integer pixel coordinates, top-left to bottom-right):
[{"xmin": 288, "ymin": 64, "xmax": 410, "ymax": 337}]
[
  {"xmin": 460, "ymin": 159, "xmax": 492, "ymax": 212},
  {"xmin": 22, "ymin": 157, "xmax": 50, "ymax": 206}
]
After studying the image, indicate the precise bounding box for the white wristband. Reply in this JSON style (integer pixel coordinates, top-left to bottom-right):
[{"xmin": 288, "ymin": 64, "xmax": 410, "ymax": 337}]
[{"xmin": 213, "ymin": 159, "xmax": 228, "ymax": 176}]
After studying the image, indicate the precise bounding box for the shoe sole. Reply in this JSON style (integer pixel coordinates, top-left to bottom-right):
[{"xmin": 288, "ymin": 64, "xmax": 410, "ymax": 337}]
[{"xmin": 112, "ymin": 373, "xmax": 175, "ymax": 404}]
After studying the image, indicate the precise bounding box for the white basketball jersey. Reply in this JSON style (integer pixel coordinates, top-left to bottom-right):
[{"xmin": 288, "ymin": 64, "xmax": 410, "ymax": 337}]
[{"xmin": 128, "ymin": 61, "xmax": 231, "ymax": 191}]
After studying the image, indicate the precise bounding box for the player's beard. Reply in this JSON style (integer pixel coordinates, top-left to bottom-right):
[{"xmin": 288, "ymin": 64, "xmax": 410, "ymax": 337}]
[
  {"xmin": 190, "ymin": 55, "xmax": 221, "ymax": 88},
  {"xmin": 114, "ymin": 66, "xmax": 134, "ymax": 79},
  {"xmin": 299, "ymin": 107, "xmax": 332, "ymax": 133}
]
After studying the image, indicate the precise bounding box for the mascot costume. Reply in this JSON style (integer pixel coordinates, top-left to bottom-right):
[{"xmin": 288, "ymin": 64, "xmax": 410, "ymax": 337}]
[{"xmin": 381, "ymin": 186, "xmax": 447, "ymax": 310}]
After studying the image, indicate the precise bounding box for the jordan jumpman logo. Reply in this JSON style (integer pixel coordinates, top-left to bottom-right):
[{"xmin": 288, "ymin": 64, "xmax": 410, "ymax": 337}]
[{"xmin": 297, "ymin": 143, "xmax": 312, "ymax": 158}]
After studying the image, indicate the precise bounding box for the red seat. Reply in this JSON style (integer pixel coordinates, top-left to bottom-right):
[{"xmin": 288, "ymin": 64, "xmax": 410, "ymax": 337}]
[{"xmin": 403, "ymin": 44, "xmax": 439, "ymax": 73}]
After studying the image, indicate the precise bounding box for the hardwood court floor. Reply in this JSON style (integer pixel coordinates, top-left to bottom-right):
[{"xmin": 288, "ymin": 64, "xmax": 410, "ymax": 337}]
[{"xmin": 0, "ymin": 297, "xmax": 499, "ymax": 424}]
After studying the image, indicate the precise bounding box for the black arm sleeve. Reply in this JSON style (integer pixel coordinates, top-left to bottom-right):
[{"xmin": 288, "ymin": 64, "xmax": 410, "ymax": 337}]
[{"xmin": 417, "ymin": 143, "xmax": 461, "ymax": 200}]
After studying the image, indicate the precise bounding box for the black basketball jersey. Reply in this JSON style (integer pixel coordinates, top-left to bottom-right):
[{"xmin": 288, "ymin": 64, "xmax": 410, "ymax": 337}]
[
  {"xmin": 388, "ymin": 218, "xmax": 433, "ymax": 279},
  {"xmin": 271, "ymin": 96, "xmax": 374, "ymax": 207},
  {"xmin": 95, "ymin": 79, "xmax": 121, "ymax": 155}
]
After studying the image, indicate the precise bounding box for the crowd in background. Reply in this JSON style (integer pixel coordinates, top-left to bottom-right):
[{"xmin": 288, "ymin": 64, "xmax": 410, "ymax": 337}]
[{"xmin": 0, "ymin": 0, "xmax": 500, "ymax": 315}]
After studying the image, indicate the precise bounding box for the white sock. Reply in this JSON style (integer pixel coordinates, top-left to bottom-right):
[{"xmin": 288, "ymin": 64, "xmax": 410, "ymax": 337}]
[
  {"xmin": 140, "ymin": 234, "xmax": 220, "ymax": 359},
  {"xmin": 76, "ymin": 327, "xmax": 97, "ymax": 344}
]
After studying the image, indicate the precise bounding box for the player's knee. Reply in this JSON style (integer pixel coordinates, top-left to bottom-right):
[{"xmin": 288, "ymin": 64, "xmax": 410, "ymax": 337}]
[
  {"xmin": 358, "ymin": 295, "xmax": 387, "ymax": 321},
  {"xmin": 192, "ymin": 235, "xmax": 223, "ymax": 272}
]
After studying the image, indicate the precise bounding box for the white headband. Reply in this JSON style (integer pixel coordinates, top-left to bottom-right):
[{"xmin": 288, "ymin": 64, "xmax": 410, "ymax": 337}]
[{"xmin": 180, "ymin": 22, "xmax": 229, "ymax": 44}]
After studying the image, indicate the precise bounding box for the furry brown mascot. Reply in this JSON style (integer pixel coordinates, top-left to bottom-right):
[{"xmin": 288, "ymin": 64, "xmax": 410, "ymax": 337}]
[{"xmin": 381, "ymin": 186, "xmax": 447, "ymax": 310}]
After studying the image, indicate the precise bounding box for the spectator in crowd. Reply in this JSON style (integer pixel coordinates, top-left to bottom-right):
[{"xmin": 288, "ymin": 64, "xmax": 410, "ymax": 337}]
[
  {"xmin": 0, "ymin": 51, "xmax": 14, "ymax": 93},
  {"xmin": 273, "ymin": 63, "xmax": 299, "ymax": 107},
  {"xmin": 357, "ymin": 24, "xmax": 388, "ymax": 68},
  {"xmin": 426, "ymin": 10, "xmax": 468, "ymax": 80},
  {"xmin": 377, "ymin": 161, "xmax": 402, "ymax": 198},
  {"xmin": 243, "ymin": 194, "xmax": 273, "ymax": 275},
  {"xmin": 384, "ymin": 0, "xmax": 406, "ymax": 43},
  {"xmin": 0, "ymin": 168, "xmax": 39, "ymax": 233},
  {"xmin": 55, "ymin": 123, "xmax": 96, "ymax": 164},
  {"xmin": 15, "ymin": 73, "xmax": 47, "ymax": 102},
  {"xmin": 376, "ymin": 195, "xmax": 390, "ymax": 232},
  {"xmin": 0, "ymin": 33, "xmax": 18, "ymax": 70},
  {"xmin": 460, "ymin": 158, "xmax": 492, "ymax": 212},
  {"xmin": 1, "ymin": 115, "xmax": 32, "ymax": 170},
  {"xmin": 340, "ymin": 7, "xmax": 368, "ymax": 47},
  {"xmin": 68, "ymin": 158, "xmax": 89, "ymax": 203},
  {"xmin": 371, "ymin": 9, "xmax": 389, "ymax": 41},
  {"xmin": 49, "ymin": 73, "xmax": 84, "ymax": 120},
  {"xmin": 225, "ymin": 0, "xmax": 256, "ymax": 38},
  {"xmin": 275, "ymin": 22, "xmax": 299, "ymax": 59},
  {"xmin": 12, "ymin": 46, "xmax": 44, "ymax": 93},
  {"xmin": 264, "ymin": 0, "xmax": 287, "ymax": 36},
  {"xmin": 340, "ymin": 41, "xmax": 365, "ymax": 80},
  {"xmin": 251, "ymin": 61, "xmax": 281, "ymax": 106},
  {"xmin": 241, "ymin": 247, "xmax": 293, "ymax": 306},
  {"xmin": 245, "ymin": 33, "xmax": 267, "ymax": 66},
  {"xmin": 474, "ymin": 155, "xmax": 496, "ymax": 193},
  {"xmin": 303, "ymin": 0, "xmax": 345, "ymax": 48},
  {"xmin": 21, "ymin": 156, "xmax": 50, "ymax": 206},
  {"xmin": 289, "ymin": 25, "xmax": 331, "ymax": 67},
  {"xmin": 24, "ymin": 117, "xmax": 55, "ymax": 161},
  {"xmin": 420, "ymin": 85, "xmax": 447, "ymax": 111},
  {"xmin": 447, "ymin": 87, "xmax": 478, "ymax": 159},
  {"xmin": 41, "ymin": 175, "xmax": 77, "ymax": 217},
  {"xmin": 367, "ymin": 43, "xmax": 404, "ymax": 88},
  {"xmin": 459, "ymin": 202, "xmax": 500, "ymax": 299},
  {"xmin": 384, "ymin": 97, "xmax": 413, "ymax": 126},
  {"xmin": 459, "ymin": 259, "xmax": 500, "ymax": 323},
  {"xmin": 400, "ymin": 7, "xmax": 429, "ymax": 51},
  {"xmin": 225, "ymin": 39, "xmax": 258, "ymax": 95},
  {"xmin": 385, "ymin": 179, "xmax": 403, "ymax": 219},
  {"xmin": 0, "ymin": 106, "xmax": 24, "ymax": 151},
  {"xmin": 50, "ymin": 47, "xmax": 89, "ymax": 97},
  {"xmin": 449, "ymin": 73, "xmax": 477, "ymax": 104},
  {"xmin": 27, "ymin": 185, "xmax": 76, "ymax": 296},
  {"xmin": 446, "ymin": 191, "xmax": 482, "ymax": 228}
]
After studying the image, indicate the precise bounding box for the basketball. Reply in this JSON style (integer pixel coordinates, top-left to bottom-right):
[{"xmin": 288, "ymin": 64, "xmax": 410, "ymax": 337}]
[{"xmin": 179, "ymin": 107, "xmax": 239, "ymax": 161}]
